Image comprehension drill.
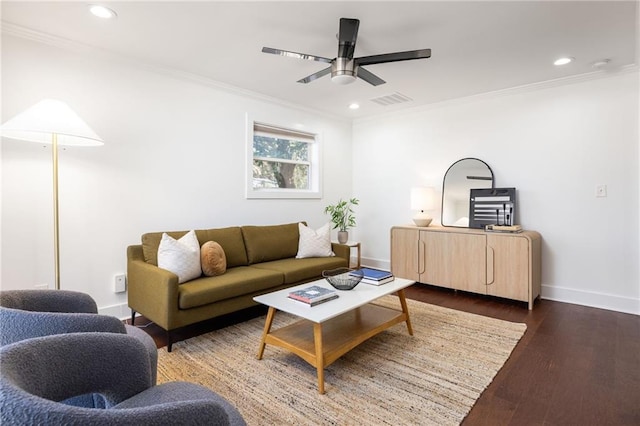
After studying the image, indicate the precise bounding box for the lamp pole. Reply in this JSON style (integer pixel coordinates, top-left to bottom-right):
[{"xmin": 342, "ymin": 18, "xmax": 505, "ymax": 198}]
[{"xmin": 52, "ymin": 133, "xmax": 61, "ymax": 290}]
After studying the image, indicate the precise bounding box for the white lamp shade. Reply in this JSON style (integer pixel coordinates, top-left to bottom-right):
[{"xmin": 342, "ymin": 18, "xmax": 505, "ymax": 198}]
[
  {"xmin": 411, "ymin": 187, "xmax": 437, "ymax": 211},
  {"xmin": 1, "ymin": 99, "xmax": 103, "ymax": 146}
]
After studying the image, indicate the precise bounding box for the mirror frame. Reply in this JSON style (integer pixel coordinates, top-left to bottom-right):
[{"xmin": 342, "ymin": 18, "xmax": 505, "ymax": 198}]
[{"xmin": 441, "ymin": 158, "xmax": 494, "ymax": 228}]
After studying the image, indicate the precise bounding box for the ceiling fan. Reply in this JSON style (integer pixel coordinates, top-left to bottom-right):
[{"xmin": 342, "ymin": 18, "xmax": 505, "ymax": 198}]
[{"xmin": 262, "ymin": 18, "xmax": 431, "ymax": 86}]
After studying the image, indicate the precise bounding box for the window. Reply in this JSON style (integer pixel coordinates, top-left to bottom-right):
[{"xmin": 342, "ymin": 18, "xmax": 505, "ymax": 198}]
[{"xmin": 246, "ymin": 119, "xmax": 322, "ymax": 199}]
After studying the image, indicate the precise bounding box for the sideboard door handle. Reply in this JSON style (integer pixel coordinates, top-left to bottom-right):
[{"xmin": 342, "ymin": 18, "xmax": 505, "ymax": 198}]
[
  {"xmin": 418, "ymin": 240, "xmax": 426, "ymax": 274},
  {"xmin": 486, "ymin": 246, "xmax": 495, "ymax": 285}
]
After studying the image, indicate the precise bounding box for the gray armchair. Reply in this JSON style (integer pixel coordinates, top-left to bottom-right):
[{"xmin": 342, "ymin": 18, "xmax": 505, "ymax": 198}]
[
  {"xmin": 0, "ymin": 332, "xmax": 245, "ymax": 425},
  {"xmin": 0, "ymin": 290, "xmax": 158, "ymax": 385}
]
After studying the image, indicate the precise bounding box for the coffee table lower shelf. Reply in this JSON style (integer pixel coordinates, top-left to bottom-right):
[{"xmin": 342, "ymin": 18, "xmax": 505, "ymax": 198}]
[{"xmin": 256, "ymin": 301, "xmax": 413, "ymax": 394}]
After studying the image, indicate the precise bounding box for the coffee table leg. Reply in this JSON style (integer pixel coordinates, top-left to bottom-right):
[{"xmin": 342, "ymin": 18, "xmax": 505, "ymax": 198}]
[
  {"xmin": 257, "ymin": 307, "xmax": 276, "ymax": 360},
  {"xmin": 313, "ymin": 322, "xmax": 325, "ymax": 394},
  {"xmin": 397, "ymin": 289, "xmax": 414, "ymax": 336}
]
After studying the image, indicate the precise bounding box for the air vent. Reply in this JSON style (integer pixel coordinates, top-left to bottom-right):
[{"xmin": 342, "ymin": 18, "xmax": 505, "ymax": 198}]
[{"xmin": 369, "ymin": 92, "xmax": 413, "ymax": 106}]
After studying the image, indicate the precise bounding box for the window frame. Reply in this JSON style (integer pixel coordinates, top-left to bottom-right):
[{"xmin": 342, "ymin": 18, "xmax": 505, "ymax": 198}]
[{"xmin": 246, "ymin": 116, "xmax": 322, "ymax": 199}]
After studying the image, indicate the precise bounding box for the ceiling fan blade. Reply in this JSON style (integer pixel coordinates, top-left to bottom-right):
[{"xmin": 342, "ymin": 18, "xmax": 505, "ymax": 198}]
[
  {"xmin": 262, "ymin": 47, "xmax": 332, "ymax": 64},
  {"xmin": 338, "ymin": 18, "xmax": 359, "ymax": 59},
  {"xmin": 297, "ymin": 66, "xmax": 332, "ymax": 84},
  {"xmin": 355, "ymin": 48, "xmax": 431, "ymax": 66},
  {"xmin": 357, "ymin": 67, "xmax": 386, "ymax": 86}
]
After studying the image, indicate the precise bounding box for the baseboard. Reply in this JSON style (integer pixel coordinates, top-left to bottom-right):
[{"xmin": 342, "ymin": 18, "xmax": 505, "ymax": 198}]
[
  {"xmin": 541, "ymin": 285, "xmax": 639, "ymax": 315},
  {"xmin": 98, "ymin": 303, "xmax": 133, "ymax": 321},
  {"xmin": 363, "ymin": 256, "xmax": 639, "ymax": 315},
  {"xmin": 359, "ymin": 257, "xmax": 391, "ymax": 271}
]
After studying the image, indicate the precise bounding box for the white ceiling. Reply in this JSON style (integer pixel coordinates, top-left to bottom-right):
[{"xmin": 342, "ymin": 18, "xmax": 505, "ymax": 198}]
[{"xmin": 2, "ymin": 1, "xmax": 637, "ymax": 119}]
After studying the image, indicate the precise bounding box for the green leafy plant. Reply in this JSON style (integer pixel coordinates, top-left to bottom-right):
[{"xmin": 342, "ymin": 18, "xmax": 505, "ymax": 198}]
[{"xmin": 324, "ymin": 198, "xmax": 359, "ymax": 232}]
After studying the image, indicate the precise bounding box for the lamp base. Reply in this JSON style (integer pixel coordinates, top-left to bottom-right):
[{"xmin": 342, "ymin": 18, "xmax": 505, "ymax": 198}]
[{"xmin": 413, "ymin": 212, "xmax": 433, "ymax": 227}]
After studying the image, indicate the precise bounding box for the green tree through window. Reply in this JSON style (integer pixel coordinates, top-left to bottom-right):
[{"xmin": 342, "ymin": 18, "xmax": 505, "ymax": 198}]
[
  {"xmin": 253, "ymin": 135, "xmax": 311, "ymax": 189},
  {"xmin": 247, "ymin": 120, "xmax": 321, "ymax": 199}
]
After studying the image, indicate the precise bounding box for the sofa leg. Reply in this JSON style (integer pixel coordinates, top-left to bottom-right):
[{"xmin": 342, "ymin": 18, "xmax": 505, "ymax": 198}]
[
  {"xmin": 130, "ymin": 309, "xmax": 136, "ymax": 326},
  {"xmin": 167, "ymin": 331, "xmax": 173, "ymax": 352}
]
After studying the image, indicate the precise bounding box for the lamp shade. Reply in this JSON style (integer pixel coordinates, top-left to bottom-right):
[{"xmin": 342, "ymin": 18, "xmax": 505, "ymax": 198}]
[
  {"xmin": 411, "ymin": 187, "xmax": 437, "ymax": 211},
  {"xmin": 1, "ymin": 99, "xmax": 103, "ymax": 146}
]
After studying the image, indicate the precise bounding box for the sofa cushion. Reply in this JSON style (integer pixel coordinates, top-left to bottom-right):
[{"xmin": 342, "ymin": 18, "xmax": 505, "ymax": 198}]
[
  {"xmin": 242, "ymin": 223, "xmax": 300, "ymax": 265},
  {"xmin": 178, "ymin": 267, "xmax": 283, "ymax": 309},
  {"xmin": 296, "ymin": 222, "xmax": 335, "ymax": 258},
  {"xmin": 195, "ymin": 228, "xmax": 248, "ymax": 268},
  {"xmin": 250, "ymin": 256, "xmax": 348, "ymax": 284},
  {"xmin": 157, "ymin": 231, "xmax": 201, "ymax": 284},
  {"xmin": 201, "ymin": 241, "xmax": 226, "ymax": 276},
  {"xmin": 142, "ymin": 227, "xmax": 248, "ymax": 267},
  {"xmin": 143, "ymin": 231, "xmax": 190, "ymax": 266}
]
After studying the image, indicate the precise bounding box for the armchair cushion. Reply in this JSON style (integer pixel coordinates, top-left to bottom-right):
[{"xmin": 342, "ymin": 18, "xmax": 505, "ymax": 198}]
[
  {"xmin": 0, "ymin": 333, "xmax": 245, "ymax": 425},
  {"xmin": 0, "ymin": 289, "xmax": 97, "ymax": 313},
  {"xmin": 0, "ymin": 290, "xmax": 158, "ymax": 386},
  {"xmin": 0, "ymin": 306, "xmax": 125, "ymax": 346}
]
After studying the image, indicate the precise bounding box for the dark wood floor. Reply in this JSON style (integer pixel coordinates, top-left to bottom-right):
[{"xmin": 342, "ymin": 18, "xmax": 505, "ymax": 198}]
[{"xmin": 129, "ymin": 284, "xmax": 640, "ymax": 425}]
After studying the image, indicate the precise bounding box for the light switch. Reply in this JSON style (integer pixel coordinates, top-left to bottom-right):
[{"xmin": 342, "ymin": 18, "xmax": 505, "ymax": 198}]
[{"xmin": 596, "ymin": 185, "xmax": 607, "ymax": 198}]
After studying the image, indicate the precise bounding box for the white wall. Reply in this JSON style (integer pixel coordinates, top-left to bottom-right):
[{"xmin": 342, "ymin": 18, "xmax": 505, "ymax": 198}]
[
  {"xmin": 1, "ymin": 36, "xmax": 353, "ymax": 316},
  {"xmin": 352, "ymin": 71, "xmax": 640, "ymax": 314},
  {"xmin": 3, "ymin": 35, "xmax": 638, "ymax": 317}
]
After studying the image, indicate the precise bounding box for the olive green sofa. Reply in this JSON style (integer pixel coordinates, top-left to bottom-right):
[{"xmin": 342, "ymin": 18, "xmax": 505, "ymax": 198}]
[{"xmin": 127, "ymin": 222, "xmax": 349, "ymax": 351}]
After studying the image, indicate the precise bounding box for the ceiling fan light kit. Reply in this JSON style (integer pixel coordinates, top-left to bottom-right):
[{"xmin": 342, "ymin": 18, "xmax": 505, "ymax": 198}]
[
  {"xmin": 263, "ymin": 18, "xmax": 431, "ymax": 86},
  {"xmin": 331, "ymin": 57, "xmax": 357, "ymax": 84}
]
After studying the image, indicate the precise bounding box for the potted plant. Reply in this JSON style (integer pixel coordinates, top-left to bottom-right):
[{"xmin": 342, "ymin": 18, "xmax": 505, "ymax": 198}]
[{"xmin": 324, "ymin": 197, "xmax": 359, "ymax": 244}]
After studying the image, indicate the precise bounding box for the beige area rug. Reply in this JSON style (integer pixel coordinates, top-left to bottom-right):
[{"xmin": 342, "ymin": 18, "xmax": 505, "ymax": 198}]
[{"xmin": 157, "ymin": 296, "xmax": 526, "ymax": 425}]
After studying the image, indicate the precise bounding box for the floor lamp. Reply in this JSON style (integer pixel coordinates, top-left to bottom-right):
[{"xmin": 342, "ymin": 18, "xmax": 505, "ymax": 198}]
[{"xmin": 1, "ymin": 99, "xmax": 104, "ymax": 290}]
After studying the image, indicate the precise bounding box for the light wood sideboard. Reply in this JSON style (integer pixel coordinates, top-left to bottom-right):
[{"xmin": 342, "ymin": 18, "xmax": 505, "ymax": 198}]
[{"xmin": 390, "ymin": 225, "xmax": 541, "ymax": 309}]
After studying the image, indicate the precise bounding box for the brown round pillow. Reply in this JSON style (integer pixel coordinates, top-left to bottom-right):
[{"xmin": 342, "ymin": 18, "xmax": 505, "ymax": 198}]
[{"xmin": 201, "ymin": 241, "xmax": 226, "ymax": 276}]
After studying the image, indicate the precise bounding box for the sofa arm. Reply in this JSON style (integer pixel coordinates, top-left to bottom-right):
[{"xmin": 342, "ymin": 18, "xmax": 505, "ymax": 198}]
[
  {"xmin": 331, "ymin": 243, "xmax": 351, "ymax": 264},
  {"xmin": 127, "ymin": 245, "xmax": 180, "ymax": 331}
]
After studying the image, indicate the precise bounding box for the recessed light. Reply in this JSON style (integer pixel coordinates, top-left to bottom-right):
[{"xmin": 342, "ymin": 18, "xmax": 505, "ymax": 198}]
[
  {"xmin": 592, "ymin": 59, "xmax": 611, "ymax": 69},
  {"xmin": 348, "ymin": 103, "xmax": 360, "ymax": 110},
  {"xmin": 89, "ymin": 5, "xmax": 117, "ymax": 19},
  {"xmin": 554, "ymin": 57, "xmax": 574, "ymax": 66}
]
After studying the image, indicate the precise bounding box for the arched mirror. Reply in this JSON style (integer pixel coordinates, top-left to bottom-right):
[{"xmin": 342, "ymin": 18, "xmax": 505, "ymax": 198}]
[{"xmin": 441, "ymin": 158, "xmax": 494, "ymax": 227}]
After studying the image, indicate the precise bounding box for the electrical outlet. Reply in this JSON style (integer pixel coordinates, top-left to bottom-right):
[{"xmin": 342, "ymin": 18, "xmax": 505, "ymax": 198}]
[
  {"xmin": 596, "ymin": 185, "xmax": 607, "ymax": 198},
  {"xmin": 114, "ymin": 274, "xmax": 126, "ymax": 293}
]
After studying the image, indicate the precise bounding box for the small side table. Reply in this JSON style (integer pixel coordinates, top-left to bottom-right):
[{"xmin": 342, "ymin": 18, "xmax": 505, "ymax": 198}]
[{"xmin": 334, "ymin": 240, "xmax": 361, "ymax": 269}]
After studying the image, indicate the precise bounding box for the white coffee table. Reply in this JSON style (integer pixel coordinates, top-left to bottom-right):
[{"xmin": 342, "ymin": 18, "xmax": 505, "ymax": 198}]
[{"xmin": 254, "ymin": 277, "xmax": 415, "ymax": 394}]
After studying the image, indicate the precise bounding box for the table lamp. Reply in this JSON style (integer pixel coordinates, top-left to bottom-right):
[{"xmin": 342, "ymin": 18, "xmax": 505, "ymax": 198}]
[
  {"xmin": 411, "ymin": 186, "xmax": 437, "ymax": 227},
  {"xmin": 1, "ymin": 99, "xmax": 104, "ymax": 289}
]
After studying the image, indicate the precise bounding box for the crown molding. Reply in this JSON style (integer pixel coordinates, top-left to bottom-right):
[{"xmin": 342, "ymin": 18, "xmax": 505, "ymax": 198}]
[
  {"xmin": 1, "ymin": 21, "xmax": 349, "ymax": 123},
  {"xmin": 4, "ymin": 21, "xmax": 637, "ymax": 125},
  {"xmin": 354, "ymin": 63, "xmax": 640, "ymax": 125}
]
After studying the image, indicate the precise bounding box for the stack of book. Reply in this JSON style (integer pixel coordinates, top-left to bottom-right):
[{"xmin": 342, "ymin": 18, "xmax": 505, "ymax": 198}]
[
  {"xmin": 288, "ymin": 285, "xmax": 338, "ymax": 307},
  {"xmin": 349, "ymin": 267, "xmax": 394, "ymax": 285},
  {"xmin": 484, "ymin": 224, "xmax": 523, "ymax": 233}
]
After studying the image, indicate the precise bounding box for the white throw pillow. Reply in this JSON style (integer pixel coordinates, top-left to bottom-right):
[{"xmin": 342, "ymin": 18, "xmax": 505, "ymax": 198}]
[
  {"xmin": 157, "ymin": 230, "xmax": 201, "ymax": 283},
  {"xmin": 296, "ymin": 222, "xmax": 335, "ymax": 258}
]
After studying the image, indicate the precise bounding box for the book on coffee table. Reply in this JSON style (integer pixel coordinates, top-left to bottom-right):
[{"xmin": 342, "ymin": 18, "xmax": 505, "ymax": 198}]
[
  {"xmin": 349, "ymin": 267, "xmax": 395, "ymax": 285},
  {"xmin": 288, "ymin": 285, "xmax": 338, "ymax": 305},
  {"xmin": 289, "ymin": 294, "xmax": 339, "ymax": 307}
]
